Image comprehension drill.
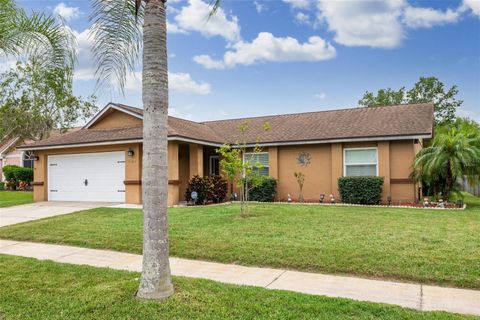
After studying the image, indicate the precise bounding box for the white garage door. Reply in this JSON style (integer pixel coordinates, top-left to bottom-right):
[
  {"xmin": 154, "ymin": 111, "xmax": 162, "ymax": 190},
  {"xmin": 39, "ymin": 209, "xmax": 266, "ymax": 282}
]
[{"xmin": 48, "ymin": 151, "xmax": 125, "ymax": 202}]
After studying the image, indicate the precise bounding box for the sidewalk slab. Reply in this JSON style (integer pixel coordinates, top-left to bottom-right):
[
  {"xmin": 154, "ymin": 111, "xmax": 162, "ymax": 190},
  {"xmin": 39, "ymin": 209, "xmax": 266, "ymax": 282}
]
[
  {"xmin": 268, "ymin": 270, "xmax": 421, "ymax": 309},
  {"xmin": 170, "ymin": 257, "xmax": 284, "ymax": 287},
  {"xmin": 56, "ymin": 248, "xmax": 142, "ymax": 272},
  {"xmin": 422, "ymin": 285, "xmax": 480, "ymax": 316},
  {"xmin": 0, "ymin": 241, "xmax": 84, "ymax": 260}
]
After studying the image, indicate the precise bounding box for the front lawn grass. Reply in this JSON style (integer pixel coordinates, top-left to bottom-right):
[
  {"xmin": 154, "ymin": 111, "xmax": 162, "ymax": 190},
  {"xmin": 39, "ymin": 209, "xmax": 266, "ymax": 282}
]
[
  {"xmin": 0, "ymin": 191, "xmax": 33, "ymax": 207},
  {"xmin": 0, "ymin": 254, "xmax": 471, "ymax": 319},
  {"xmin": 1, "ymin": 193, "xmax": 479, "ymax": 289}
]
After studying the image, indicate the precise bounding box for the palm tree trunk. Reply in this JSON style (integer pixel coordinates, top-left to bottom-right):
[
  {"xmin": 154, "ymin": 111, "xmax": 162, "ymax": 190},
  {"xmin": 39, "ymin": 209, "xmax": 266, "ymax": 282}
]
[
  {"xmin": 137, "ymin": 0, "xmax": 174, "ymax": 300},
  {"xmin": 444, "ymin": 162, "xmax": 453, "ymax": 201}
]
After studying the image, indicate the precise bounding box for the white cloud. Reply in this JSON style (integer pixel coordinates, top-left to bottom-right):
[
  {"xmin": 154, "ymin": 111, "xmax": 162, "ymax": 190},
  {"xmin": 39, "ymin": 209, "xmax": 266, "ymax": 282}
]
[
  {"xmin": 314, "ymin": 0, "xmax": 466, "ymax": 48},
  {"xmin": 122, "ymin": 71, "xmax": 211, "ymax": 95},
  {"xmin": 317, "ymin": 0, "xmax": 405, "ymax": 48},
  {"xmin": 254, "ymin": 1, "xmax": 266, "ymax": 13},
  {"xmin": 193, "ymin": 55, "xmax": 227, "ymax": 70},
  {"xmin": 461, "ymin": 0, "xmax": 480, "ymax": 16},
  {"xmin": 295, "ymin": 12, "xmax": 311, "ymax": 25},
  {"xmin": 315, "ymin": 92, "xmax": 326, "ymax": 99},
  {"xmin": 53, "ymin": 3, "xmax": 81, "ymax": 21},
  {"xmin": 72, "ymin": 28, "xmax": 94, "ymax": 81},
  {"xmin": 173, "ymin": 0, "xmax": 240, "ymax": 42},
  {"xmin": 283, "ymin": 0, "xmax": 311, "ymax": 10},
  {"xmin": 403, "ymin": 7, "xmax": 460, "ymax": 28},
  {"xmin": 169, "ymin": 72, "xmax": 211, "ymax": 94},
  {"xmin": 167, "ymin": 20, "xmax": 187, "ymax": 34},
  {"xmin": 194, "ymin": 32, "xmax": 336, "ymax": 69}
]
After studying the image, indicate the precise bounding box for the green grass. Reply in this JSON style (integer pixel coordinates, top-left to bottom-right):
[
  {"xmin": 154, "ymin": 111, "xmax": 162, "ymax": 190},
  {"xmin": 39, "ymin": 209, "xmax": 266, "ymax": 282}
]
[
  {"xmin": 0, "ymin": 254, "xmax": 472, "ymax": 320},
  {"xmin": 1, "ymin": 194, "xmax": 479, "ymax": 290},
  {"xmin": 0, "ymin": 191, "xmax": 33, "ymax": 207}
]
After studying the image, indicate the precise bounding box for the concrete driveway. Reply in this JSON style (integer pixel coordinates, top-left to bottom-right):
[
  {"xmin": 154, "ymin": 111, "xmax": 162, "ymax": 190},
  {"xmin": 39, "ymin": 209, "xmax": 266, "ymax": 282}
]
[{"xmin": 0, "ymin": 202, "xmax": 113, "ymax": 227}]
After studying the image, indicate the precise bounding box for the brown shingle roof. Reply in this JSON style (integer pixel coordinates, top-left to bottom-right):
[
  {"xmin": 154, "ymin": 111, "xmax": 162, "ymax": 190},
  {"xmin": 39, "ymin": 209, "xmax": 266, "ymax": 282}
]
[
  {"xmin": 203, "ymin": 103, "xmax": 434, "ymax": 144},
  {"xmin": 20, "ymin": 103, "xmax": 434, "ymax": 149}
]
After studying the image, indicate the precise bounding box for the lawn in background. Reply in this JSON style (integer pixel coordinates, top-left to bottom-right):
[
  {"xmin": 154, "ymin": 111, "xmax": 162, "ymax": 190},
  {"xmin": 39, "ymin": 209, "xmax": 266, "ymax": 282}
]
[
  {"xmin": 0, "ymin": 191, "xmax": 33, "ymax": 208},
  {"xmin": 0, "ymin": 254, "xmax": 471, "ymax": 320},
  {"xmin": 1, "ymin": 193, "xmax": 478, "ymax": 289}
]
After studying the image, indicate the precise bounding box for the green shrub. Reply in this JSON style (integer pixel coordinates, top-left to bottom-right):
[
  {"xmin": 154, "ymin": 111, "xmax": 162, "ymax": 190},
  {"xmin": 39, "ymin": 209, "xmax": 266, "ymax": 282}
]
[
  {"xmin": 338, "ymin": 176, "xmax": 384, "ymax": 205},
  {"xmin": 249, "ymin": 176, "xmax": 277, "ymax": 202},
  {"xmin": 0, "ymin": 181, "xmax": 4, "ymax": 191},
  {"xmin": 185, "ymin": 175, "xmax": 228, "ymax": 204},
  {"xmin": 15, "ymin": 167, "xmax": 33, "ymax": 183},
  {"xmin": 2, "ymin": 165, "xmax": 18, "ymax": 182},
  {"xmin": 2, "ymin": 165, "xmax": 33, "ymax": 190}
]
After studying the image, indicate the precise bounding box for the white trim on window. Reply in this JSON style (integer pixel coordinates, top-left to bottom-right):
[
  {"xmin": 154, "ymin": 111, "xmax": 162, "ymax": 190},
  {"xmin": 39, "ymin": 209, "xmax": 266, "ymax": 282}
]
[
  {"xmin": 243, "ymin": 152, "xmax": 269, "ymax": 176},
  {"xmin": 343, "ymin": 147, "xmax": 378, "ymax": 177}
]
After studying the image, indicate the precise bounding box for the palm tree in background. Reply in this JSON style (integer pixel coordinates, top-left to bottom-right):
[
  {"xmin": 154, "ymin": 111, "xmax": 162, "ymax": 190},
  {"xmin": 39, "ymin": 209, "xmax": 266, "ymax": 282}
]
[
  {"xmin": 0, "ymin": 0, "xmax": 75, "ymax": 74},
  {"xmin": 414, "ymin": 120, "xmax": 480, "ymax": 200},
  {"xmin": 90, "ymin": 0, "xmax": 220, "ymax": 300}
]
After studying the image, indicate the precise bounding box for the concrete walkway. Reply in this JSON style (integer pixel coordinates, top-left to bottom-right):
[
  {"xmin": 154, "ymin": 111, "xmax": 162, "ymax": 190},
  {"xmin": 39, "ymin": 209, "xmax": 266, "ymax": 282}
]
[
  {"xmin": 0, "ymin": 240, "xmax": 478, "ymax": 316},
  {"xmin": 0, "ymin": 202, "xmax": 112, "ymax": 227}
]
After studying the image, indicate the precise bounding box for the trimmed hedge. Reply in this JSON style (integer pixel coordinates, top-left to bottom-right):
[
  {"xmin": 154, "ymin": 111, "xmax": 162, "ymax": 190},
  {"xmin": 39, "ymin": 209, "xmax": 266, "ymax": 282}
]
[
  {"xmin": 2, "ymin": 165, "xmax": 33, "ymax": 190},
  {"xmin": 249, "ymin": 176, "xmax": 277, "ymax": 202},
  {"xmin": 338, "ymin": 176, "xmax": 384, "ymax": 205}
]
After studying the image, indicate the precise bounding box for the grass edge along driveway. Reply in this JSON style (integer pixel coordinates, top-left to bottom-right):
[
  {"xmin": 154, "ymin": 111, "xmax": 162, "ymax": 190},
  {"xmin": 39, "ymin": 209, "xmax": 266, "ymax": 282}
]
[{"xmin": 0, "ymin": 191, "xmax": 33, "ymax": 208}]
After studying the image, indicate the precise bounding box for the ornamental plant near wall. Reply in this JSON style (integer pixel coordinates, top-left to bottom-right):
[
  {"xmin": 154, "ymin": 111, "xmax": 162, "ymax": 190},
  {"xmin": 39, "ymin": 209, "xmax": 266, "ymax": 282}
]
[
  {"xmin": 185, "ymin": 175, "xmax": 228, "ymax": 205},
  {"xmin": 338, "ymin": 176, "xmax": 384, "ymax": 205}
]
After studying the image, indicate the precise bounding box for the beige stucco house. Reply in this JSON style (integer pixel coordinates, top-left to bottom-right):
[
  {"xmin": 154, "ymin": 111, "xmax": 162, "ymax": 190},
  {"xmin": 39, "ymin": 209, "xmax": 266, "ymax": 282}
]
[{"xmin": 19, "ymin": 102, "xmax": 434, "ymax": 206}]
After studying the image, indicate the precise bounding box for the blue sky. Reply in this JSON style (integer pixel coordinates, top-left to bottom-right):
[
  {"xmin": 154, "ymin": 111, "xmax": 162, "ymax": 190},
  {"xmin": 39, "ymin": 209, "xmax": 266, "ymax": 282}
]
[{"xmin": 12, "ymin": 0, "xmax": 480, "ymax": 122}]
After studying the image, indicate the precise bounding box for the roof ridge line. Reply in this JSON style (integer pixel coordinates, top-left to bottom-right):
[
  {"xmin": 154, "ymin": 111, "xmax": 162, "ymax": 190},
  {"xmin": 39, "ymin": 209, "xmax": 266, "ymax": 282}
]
[{"xmin": 199, "ymin": 103, "xmax": 433, "ymax": 124}]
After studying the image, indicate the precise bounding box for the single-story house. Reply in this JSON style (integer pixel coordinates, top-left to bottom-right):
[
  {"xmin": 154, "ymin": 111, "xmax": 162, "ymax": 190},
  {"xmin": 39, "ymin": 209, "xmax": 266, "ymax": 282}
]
[{"xmin": 19, "ymin": 102, "xmax": 434, "ymax": 205}]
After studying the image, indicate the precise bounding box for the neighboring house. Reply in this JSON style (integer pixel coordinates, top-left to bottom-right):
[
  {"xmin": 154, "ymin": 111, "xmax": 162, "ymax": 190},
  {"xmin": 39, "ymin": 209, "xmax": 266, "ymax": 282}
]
[
  {"xmin": 1, "ymin": 129, "xmax": 79, "ymax": 182},
  {"xmin": 0, "ymin": 137, "xmax": 34, "ymax": 181},
  {"xmin": 19, "ymin": 102, "xmax": 434, "ymax": 206}
]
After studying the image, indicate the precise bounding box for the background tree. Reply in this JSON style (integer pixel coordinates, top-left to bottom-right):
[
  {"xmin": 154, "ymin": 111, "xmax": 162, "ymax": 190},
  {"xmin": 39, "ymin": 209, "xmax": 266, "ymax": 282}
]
[
  {"xmin": 0, "ymin": 61, "xmax": 97, "ymax": 140},
  {"xmin": 358, "ymin": 87, "xmax": 406, "ymax": 107},
  {"xmin": 90, "ymin": 0, "xmax": 221, "ymax": 300},
  {"xmin": 413, "ymin": 118, "xmax": 480, "ymax": 200},
  {"xmin": 359, "ymin": 76, "xmax": 462, "ymax": 125}
]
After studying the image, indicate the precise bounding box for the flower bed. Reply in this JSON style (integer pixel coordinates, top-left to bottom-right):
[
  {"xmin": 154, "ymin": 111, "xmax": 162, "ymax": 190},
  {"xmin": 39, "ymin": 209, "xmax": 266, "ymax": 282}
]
[{"xmin": 234, "ymin": 200, "xmax": 467, "ymax": 210}]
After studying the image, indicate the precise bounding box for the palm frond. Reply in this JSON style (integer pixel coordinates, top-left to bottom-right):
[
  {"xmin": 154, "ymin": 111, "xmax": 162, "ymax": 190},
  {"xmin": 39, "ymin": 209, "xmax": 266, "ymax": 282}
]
[
  {"xmin": 90, "ymin": 0, "xmax": 144, "ymax": 93},
  {"xmin": 208, "ymin": 0, "xmax": 222, "ymax": 20},
  {"xmin": 0, "ymin": 0, "xmax": 75, "ymax": 71}
]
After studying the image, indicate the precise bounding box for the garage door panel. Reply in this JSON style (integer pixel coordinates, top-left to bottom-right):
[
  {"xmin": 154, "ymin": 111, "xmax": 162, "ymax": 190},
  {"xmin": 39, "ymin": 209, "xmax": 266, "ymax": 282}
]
[{"xmin": 48, "ymin": 152, "xmax": 125, "ymax": 202}]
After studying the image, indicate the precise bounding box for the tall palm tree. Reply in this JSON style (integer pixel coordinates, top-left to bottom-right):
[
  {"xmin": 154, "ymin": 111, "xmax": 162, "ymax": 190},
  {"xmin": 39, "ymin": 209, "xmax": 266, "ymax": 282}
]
[
  {"xmin": 414, "ymin": 123, "xmax": 480, "ymax": 199},
  {"xmin": 90, "ymin": 0, "xmax": 220, "ymax": 300},
  {"xmin": 0, "ymin": 0, "xmax": 75, "ymax": 72}
]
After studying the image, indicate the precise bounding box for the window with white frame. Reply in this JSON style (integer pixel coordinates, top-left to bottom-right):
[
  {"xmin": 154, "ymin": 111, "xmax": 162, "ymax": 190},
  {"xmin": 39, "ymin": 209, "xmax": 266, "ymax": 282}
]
[
  {"xmin": 344, "ymin": 148, "xmax": 378, "ymax": 176},
  {"xmin": 243, "ymin": 152, "xmax": 269, "ymax": 176},
  {"xmin": 22, "ymin": 151, "xmax": 34, "ymax": 169}
]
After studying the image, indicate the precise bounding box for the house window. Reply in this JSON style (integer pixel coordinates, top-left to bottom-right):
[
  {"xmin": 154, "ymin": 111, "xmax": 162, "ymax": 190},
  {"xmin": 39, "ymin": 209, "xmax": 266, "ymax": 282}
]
[
  {"xmin": 209, "ymin": 156, "xmax": 220, "ymax": 176},
  {"xmin": 243, "ymin": 152, "xmax": 269, "ymax": 176},
  {"xmin": 22, "ymin": 151, "xmax": 34, "ymax": 169},
  {"xmin": 344, "ymin": 148, "xmax": 378, "ymax": 176}
]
